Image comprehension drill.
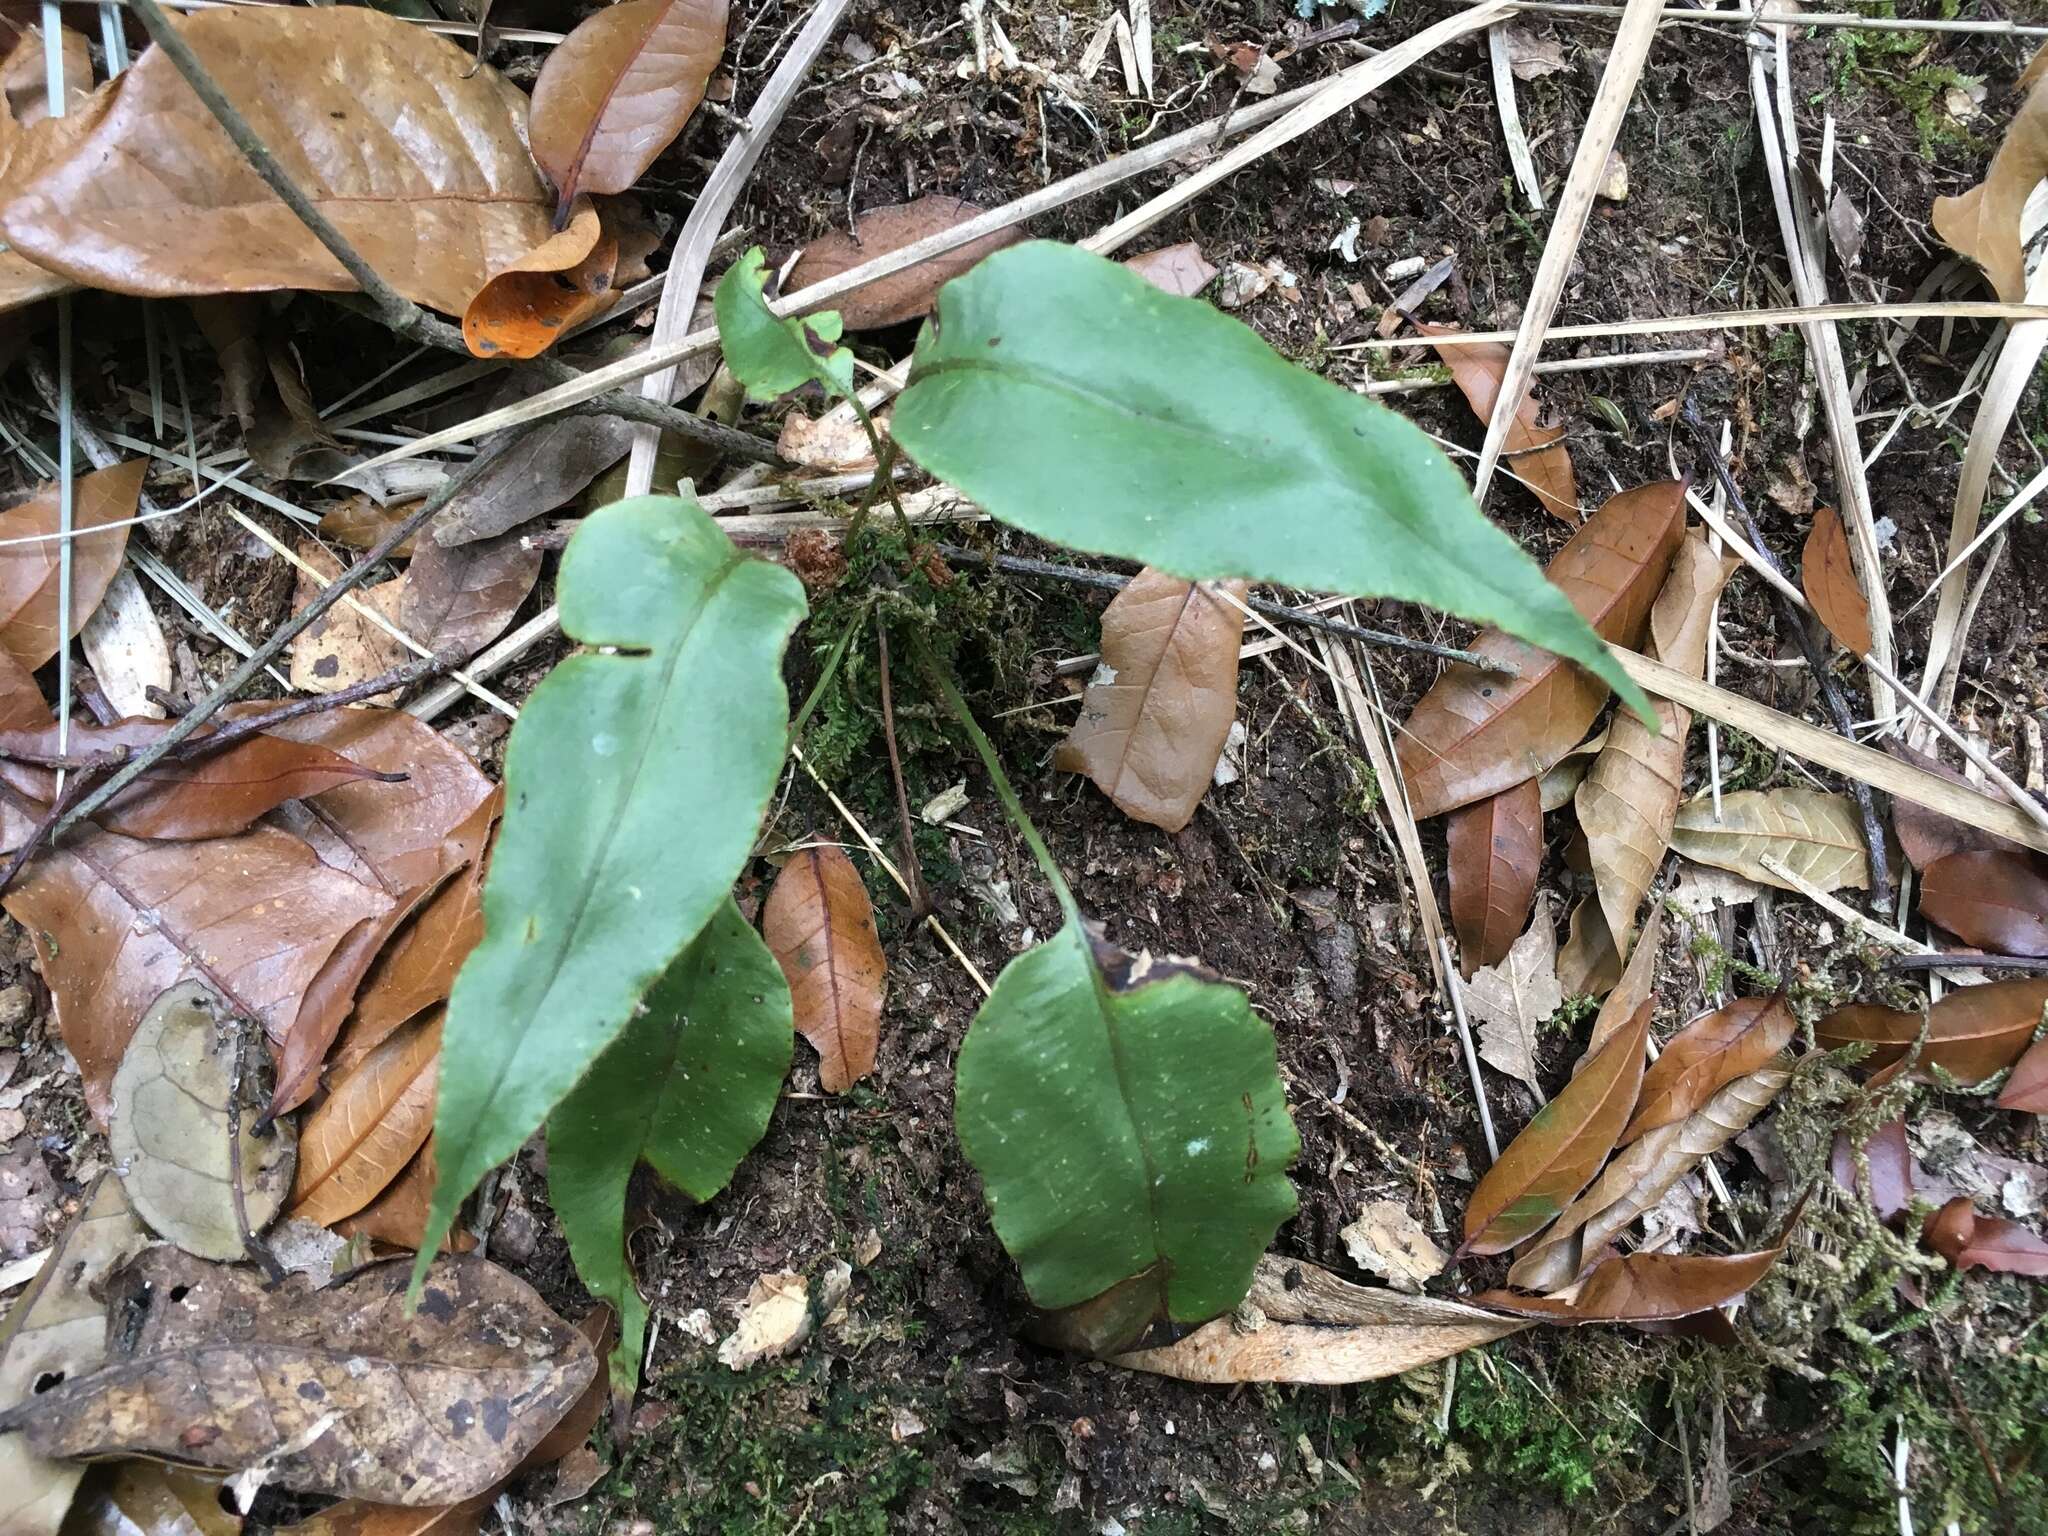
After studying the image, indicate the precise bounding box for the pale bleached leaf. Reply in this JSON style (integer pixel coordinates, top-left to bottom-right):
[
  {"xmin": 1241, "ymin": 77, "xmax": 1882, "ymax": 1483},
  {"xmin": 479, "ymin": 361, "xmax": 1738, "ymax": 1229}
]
[
  {"xmin": 1670, "ymin": 789, "xmax": 1870, "ymax": 892},
  {"xmin": 1464, "ymin": 896, "xmax": 1562, "ymax": 1091}
]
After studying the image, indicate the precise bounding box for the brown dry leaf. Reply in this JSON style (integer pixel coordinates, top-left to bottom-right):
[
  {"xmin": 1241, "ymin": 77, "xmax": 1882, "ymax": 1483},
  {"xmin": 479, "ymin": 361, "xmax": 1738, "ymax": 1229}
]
[
  {"xmin": 1999, "ymin": 1035, "xmax": 2048, "ymax": 1112},
  {"xmin": 433, "ymin": 410, "xmax": 636, "ymax": 549},
  {"xmin": 1395, "ymin": 481, "xmax": 1686, "ymax": 820},
  {"xmin": 347, "ymin": 830, "xmax": 491, "ymax": 1054},
  {"xmin": 1622, "ymin": 994, "xmax": 1797, "ymax": 1145},
  {"xmin": 777, "ymin": 407, "xmax": 881, "ymax": 472},
  {"xmin": 1918, "ymin": 850, "xmax": 2048, "ymax": 957},
  {"xmin": 1121, "ymin": 243, "xmax": 1219, "ymax": 298},
  {"xmin": 1461, "ymin": 999, "xmax": 1653, "ymax": 1256},
  {"xmin": 107, "ymin": 981, "xmax": 297, "ymax": 1261},
  {"xmin": 0, "ymin": 25, "xmax": 94, "ymax": 321},
  {"xmin": 461, "ymin": 201, "xmax": 618, "ymax": 361},
  {"xmin": 0, "ymin": 1177, "xmax": 147, "ymax": 1536},
  {"xmin": 4, "ymin": 820, "xmax": 392, "ymax": 1123},
  {"xmin": 1, "ymin": 1245, "xmax": 595, "ymax": 1505},
  {"xmin": 1557, "ymin": 895, "xmax": 1623, "ymax": 1000},
  {"xmin": 1055, "ymin": 569, "xmax": 1248, "ymax": 833},
  {"xmin": 1831, "ymin": 1117, "xmax": 1914, "ymax": 1216},
  {"xmin": 1507, "ymin": 1062, "xmax": 1789, "ymax": 1293},
  {"xmin": 290, "ymin": 1010, "xmax": 441, "ymax": 1230},
  {"xmin": 1113, "ymin": 1255, "xmax": 1528, "ymax": 1384},
  {"xmin": 1800, "ymin": 506, "xmax": 1874, "ymax": 656},
  {"xmin": 1446, "ymin": 777, "xmax": 1542, "ymax": 976},
  {"xmin": 1924, "ymin": 1196, "xmax": 2048, "ymax": 1275},
  {"xmin": 1818, "ymin": 977, "xmax": 2048, "ymax": 1085},
  {"xmin": 0, "ymin": 8, "xmax": 556, "ymax": 316},
  {"xmin": 784, "ymin": 196, "xmax": 1026, "ymax": 330},
  {"xmin": 330, "ymin": 1138, "xmax": 475, "ymax": 1256},
  {"xmin": 762, "ymin": 845, "xmax": 887, "ymax": 1093},
  {"xmin": 1463, "ymin": 895, "xmax": 1561, "ymax": 1094},
  {"xmin": 1575, "ymin": 531, "xmax": 1739, "ymax": 951},
  {"xmin": 0, "ymin": 25, "xmax": 91, "ymax": 132},
  {"xmin": 1421, "ymin": 321, "xmax": 1577, "ymax": 524},
  {"xmin": 1887, "ymin": 742, "xmax": 2030, "ymax": 869},
  {"xmin": 0, "ymin": 460, "xmax": 141, "ymax": 670},
  {"xmin": 528, "ymin": 0, "xmax": 729, "ymax": 213},
  {"xmin": 1578, "ymin": 905, "xmax": 1663, "ymax": 1063},
  {"xmin": 1670, "ymin": 788, "xmax": 1870, "ymax": 892},
  {"xmin": 1537, "ymin": 726, "xmax": 1607, "ymax": 812},
  {"xmin": 398, "ymin": 528, "xmax": 541, "ymax": 663},
  {"xmin": 288, "ymin": 541, "xmax": 409, "ymax": 696},
  {"xmin": 273, "ymin": 1491, "xmax": 491, "ymax": 1536},
  {"xmin": 1480, "ymin": 1206, "xmax": 1801, "ymax": 1322},
  {"xmin": 59, "ymin": 1462, "xmax": 241, "ymax": 1536},
  {"xmin": 1932, "ymin": 71, "xmax": 2047, "ymax": 302},
  {"xmin": 322, "ymin": 495, "xmax": 423, "ymax": 558}
]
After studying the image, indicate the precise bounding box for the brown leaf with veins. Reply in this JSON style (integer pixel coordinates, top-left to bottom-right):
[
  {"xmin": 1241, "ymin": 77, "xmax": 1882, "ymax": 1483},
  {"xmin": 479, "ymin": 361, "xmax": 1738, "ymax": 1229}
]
[
  {"xmin": 330, "ymin": 1138, "xmax": 475, "ymax": 1256},
  {"xmin": 1888, "ymin": 742, "xmax": 2030, "ymax": 869},
  {"xmin": 1918, "ymin": 849, "xmax": 2048, "ymax": 957},
  {"xmin": 528, "ymin": 0, "xmax": 729, "ymax": 214},
  {"xmin": 1576, "ymin": 904, "xmax": 1663, "ymax": 1064},
  {"xmin": 1670, "ymin": 788, "xmax": 1870, "ymax": 892},
  {"xmin": 1831, "ymin": 1116, "xmax": 1914, "ymax": 1216},
  {"xmin": 1396, "ymin": 481, "xmax": 1686, "ymax": 820},
  {"xmin": 1422, "ymin": 322, "xmax": 1578, "ymax": 524},
  {"xmin": 0, "ymin": 8, "xmax": 558, "ymax": 317},
  {"xmin": 784, "ymin": 196, "xmax": 1025, "ymax": 330},
  {"xmin": 399, "ymin": 526, "xmax": 542, "ymax": 663},
  {"xmin": 0, "ymin": 1245, "xmax": 595, "ymax": 1505},
  {"xmin": 1923, "ymin": 1197, "xmax": 2048, "ymax": 1276},
  {"xmin": 763, "ymin": 845, "xmax": 887, "ymax": 1093},
  {"xmin": 1622, "ymin": 994, "xmax": 1797, "ymax": 1145},
  {"xmin": 1122, "ymin": 243, "xmax": 1219, "ymax": 298},
  {"xmin": 290, "ymin": 1010, "xmax": 441, "ymax": 1229},
  {"xmin": 1817, "ymin": 977, "xmax": 2048, "ymax": 1085},
  {"xmin": 1932, "ymin": 71, "xmax": 2048, "ymax": 303},
  {"xmin": 1447, "ymin": 778, "xmax": 1541, "ymax": 976},
  {"xmin": 1056, "ymin": 568, "xmax": 1248, "ymax": 833},
  {"xmin": 0, "ymin": 461, "xmax": 140, "ymax": 670},
  {"xmin": 1801, "ymin": 505, "xmax": 1874, "ymax": 656}
]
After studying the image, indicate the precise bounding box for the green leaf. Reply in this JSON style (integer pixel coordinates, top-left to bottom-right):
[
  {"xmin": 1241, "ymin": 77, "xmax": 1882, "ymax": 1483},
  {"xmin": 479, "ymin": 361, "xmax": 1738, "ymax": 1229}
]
[
  {"xmin": 892, "ymin": 241, "xmax": 1652, "ymax": 722},
  {"xmin": 418, "ymin": 494, "xmax": 806, "ymax": 1282},
  {"xmin": 715, "ymin": 246, "xmax": 854, "ymax": 403},
  {"xmin": 954, "ymin": 922, "xmax": 1298, "ymax": 1354},
  {"xmin": 548, "ymin": 898, "xmax": 792, "ymax": 1387}
]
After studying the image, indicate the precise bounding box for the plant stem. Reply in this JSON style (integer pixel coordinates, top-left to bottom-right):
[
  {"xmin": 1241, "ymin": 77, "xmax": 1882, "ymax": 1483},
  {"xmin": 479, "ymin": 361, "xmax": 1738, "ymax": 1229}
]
[
  {"xmin": 916, "ymin": 641, "xmax": 1081, "ymax": 931},
  {"xmin": 872, "ymin": 614, "xmax": 929, "ymax": 919}
]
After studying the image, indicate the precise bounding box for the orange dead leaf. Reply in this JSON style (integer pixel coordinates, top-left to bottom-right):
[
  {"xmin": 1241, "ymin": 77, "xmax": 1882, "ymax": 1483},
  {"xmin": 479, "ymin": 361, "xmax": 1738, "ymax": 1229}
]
[
  {"xmin": 762, "ymin": 845, "xmax": 886, "ymax": 1093},
  {"xmin": 1800, "ymin": 506, "xmax": 1874, "ymax": 656},
  {"xmin": 462, "ymin": 202, "xmax": 619, "ymax": 361}
]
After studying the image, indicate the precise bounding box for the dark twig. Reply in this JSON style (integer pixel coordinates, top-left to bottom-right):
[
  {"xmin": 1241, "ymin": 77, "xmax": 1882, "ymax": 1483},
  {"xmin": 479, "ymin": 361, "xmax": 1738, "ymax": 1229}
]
[
  {"xmin": 873, "ymin": 613, "xmax": 930, "ymax": 920},
  {"xmin": 227, "ymin": 1013, "xmax": 286, "ymax": 1284},
  {"xmin": 1681, "ymin": 404, "xmax": 1891, "ymax": 910},
  {"xmin": 0, "ymin": 764, "xmax": 109, "ymax": 895},
  {"xmin": 1881, "ymin": 952, "xmax": 2048, "ymax": 974},
  {"xmin": 933, "ymin": 544, "xmax": 1516, "ymax": 674}
]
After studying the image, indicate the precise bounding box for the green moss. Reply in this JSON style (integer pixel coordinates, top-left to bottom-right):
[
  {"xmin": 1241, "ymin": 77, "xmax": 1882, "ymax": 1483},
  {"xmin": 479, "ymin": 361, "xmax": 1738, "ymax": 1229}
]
[{"xmin": 1824, "ymin": 2, "xmax": 1985, "ymax": 159}]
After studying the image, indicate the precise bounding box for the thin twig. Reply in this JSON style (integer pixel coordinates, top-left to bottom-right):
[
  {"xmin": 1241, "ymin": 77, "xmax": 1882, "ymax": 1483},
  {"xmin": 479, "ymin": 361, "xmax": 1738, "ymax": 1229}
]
[
  {"xmin": 872, "ymin": 614, "xmax": 929, "ymax": 921},
  {"xmin": 1882, "ymin": 952, "xmax": 2048, "ymax": 975},
  {"xmin": 933, "ymin": 545, "xmax": 1514, "ymax": 674},
  {"xmin": 0, "ymin": 764, "xmax": 107, "ymax": 895},
  {"xmin": 227, "ymin": 1012, "xmax": 285, "ymax": 1283}
]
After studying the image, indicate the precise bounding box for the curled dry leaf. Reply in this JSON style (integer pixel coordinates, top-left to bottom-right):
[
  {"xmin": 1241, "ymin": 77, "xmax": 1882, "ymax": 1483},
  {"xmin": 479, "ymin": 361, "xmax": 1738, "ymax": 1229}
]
[
  {"xmin": 1461, "ymin": 999, "xmax": 1652, "ymax": 1256},
  {"xmin": 1113, "ymin": 1255, "xmax": 1527, "ymax": 1384},
  {"xmin": 784, "ymin": 196, "xmax": 1026, "ymax": 330},
  {"xmin": 107, "ymin": 980, "xmax": 297, "ymax": 1261},
  {"xmin": 1817, "ymin": 977, "xmax": 2048, "ymax": 1085},
  {"xmin": 0, "ymin": 460, "xmax": 141, "ymax": 669},
  {"xmin": 322, "ymin": 495, "xmax": 422, "ymax": 558},
  {"xmin": 1831, "ymin": 1117, "xmax": 1914, "ymax": 1217},
  {"xmin": 1918, "ymin": 850, "xmax": 2048, "ymax": 957},
  {"xmin": 398, "ymin": 527, "xmax": 543, "ymax": 663},
  {"xmin": 1421, "ymin": 322, "xmax": 1577, "ymax": 524},
  {"xmin": 0, "ymin": 8, "xmax": 557, "ymax": 316},
  {"xmin": 1480, "ymin": 1204, "xmax": 1801, "ymax": 1322},
  {"xmin": 762, "ymin": 845, "xmax": 886, "ymax": 1093},
  {"xmin": 1446, "ymin": 777, "xmax": 1542, "ymax": 976},
  {"xmin": 529, "ymin": 0, "xmax": 729, "ymax": 213},
  {"xmin": 1887, "ymin": 742, "xmax": 2029, "ymax": 869},
  {"xmin": 1463, "ymin": 894, "xmax": 1562, "ymax": 1094},
  {"xmin": 1622, "ymin": 994, "xmax": 1797, "ymax": 1145},
  {"xmin": 289, "ymin": 1010, "xmax": 441, "ymax": 1230},
  {"xmin": 1801, "ymin": 506, "xmax": 1874, "ymax": 656},
  {"xmin": 0, "ymin": 1245, "xmax": 596, "ymax": 1505},
  {"xmin": 1055, "ymin": 568, "xmax": 1248, "ymax": 833},
  {"xmin": 1931, "ymin": 71, "xmax": 2047, "ymax": 303},
  {"xmin": 1923, "ymin": 1196, "xmax": 2048, "ymax": 1276},
  {"xmin": 1396, "ymin": 481, "xmax": 1686, "ymax": 820},
  {"xmin": 1670, "ymin": 788, "xmax": 1870, "ymax": 893},
  {"xmin": 1121, "ymin": 242, "xmax": 1219, "ymax": 298},
  {"xmin": 1538, "ymin": 725, "xmax": 1607, "ymax": 812},
  {"xmin": 461, "ymin": 201, "xmax": 619, "ymax": 360},
  {"xmin": 1556, "ymin": 895, "xmax": 1623, "ymax": 1001}
]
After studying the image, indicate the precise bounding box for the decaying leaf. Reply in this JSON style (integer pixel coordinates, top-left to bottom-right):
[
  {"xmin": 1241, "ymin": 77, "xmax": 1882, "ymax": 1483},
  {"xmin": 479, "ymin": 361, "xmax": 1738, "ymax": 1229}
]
[
  {"xmin": 717, "ymin": 1270, "xmax": 813, "ymax": 1370},
  {"xmin": 1670, "ymin": 789, "xmax": 1871, "ymax": 892},
  {"xmin": 107, "ymin": 980, "xmax": 296, "ymax": 1260},
  {"xmin": 1461, "ymin": 999, "xmax": 1652, "ymax": 1256},
  {"xmin": 1122, "ymin": 242, "xmax": 1219, "ymax": 298},
  {"xmin": 1918, "ymin": 850, "xmax": 2048, "ymax": 957},
  {"xmin": 1931, "ymin": 71, "xmax": 2047, "ymax": 303},
  {"xmin": 1113, "ymin": 1256, "xmax": 1527, "ymax": 1384},
  {"xmin": 287, "ymin": 541, "xmax": 409, "ymax": 697},
  {"xmin": 761, "ymin": 845, "xmax": 885, "ymax": 1094},
  {"xmin": 1538, "ymin": 726, "xmax": 1607, "ymax": 812},
  {"xmin": 398, "ymin": 527, "xmax": 542, "ymax": 664},
  {"xmin": 1888, "ymin": 742, "xmax": 2029, "ymax": 869},
  {"xmin": 432, "ymin": 412, "xmax": 635, "ymax": 549},
  {"xmin": 0, "ymin": 1177, "xmax": 147, "ymax": 1536},
  {"xmin": 1339, "ymin": 1201, "xmax": 1448, "ymax": 1293},
  {"xmin": 1396, "ymin": 481, "xmax": 1686, "ymax": 820},
  {"xmin": 784, "ymin": 196, "xmax": 1025, "ymax": 330},
  {"xmin": 0, "ymin": 1246, "xmax": 595, "ymax": 1505},
  {"xmin": 1623, "ymin": 995, "xmax": 1797, "ymax": 1145},
  {"xmin": 1422, "ymin": 322, "xmax": 1577, "ymax": 524},
  {"xmin": 1578, "ymin": 905, "xmax": 1663, "ymax": 1065},
  {"xmin": 1924, "ymin": 1197, "xmax": 2048, "ymax": 1275},
  {"xmin": 289, "ymin": 1011, "xmax": 441, "ymax": 1230},
  {"xmin": 1817, "ymin": 977, "xmax": 2048, "ymax": 1085},
  {"xmin": 1481, "ymin": 1208, "xmax": 1799, "ymax": 1322},
  {"xmin": 1054, "ymin": 568, "xmax": 1248, "ymax": 833},
  {"xmin": 1999, "ymin": 1034, "xmax": 2048, "ymax": 1113},
  {"xmin": 461, "ymin": 202, "xmax": 619, "ymax": 360},
  {"xmin": 0, "ymin": 8, "xmax": 557, "ymax": 316},
  {"xmin": 79, "ymin": 565, "xmax": 172, "ymax": 721},
  {"xmin": 1801, "ymin": 506, "xmax": 1874, "ymax": 656},
  {"xmin": 1463, "ymin": 895, "xmax": 1562, "ymax": 1094},
  {"xmin": 330, "ymin": 1139, "xmax": 475, "ymax": 1257},
  {"xmin": 0, "ymin": 460, "xmax": 141, "ymax": 670},
  {"xmin": 1446, "ymin": 778, "xmax": 1542, "ymax": 976},
  {"xmin": 1831, "ymin": 1117, "xmax": 1914, "ymax": 1217},
  {"xmin": 1556, "ymin": 896, "xmax": 1624, "ymax": 1002},
  {"xmin": 528, "ymin": 0, "xmax": 729, "ymax": 213}
]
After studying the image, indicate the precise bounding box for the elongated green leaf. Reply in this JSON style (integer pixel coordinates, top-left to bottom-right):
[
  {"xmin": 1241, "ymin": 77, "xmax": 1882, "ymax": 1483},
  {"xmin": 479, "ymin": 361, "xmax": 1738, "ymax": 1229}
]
[
  {"xmin": 892, "ymin": 242, "xmax": 1650, "ymax": 721},
  {"xmin": 955, "ymin": 923, "xmax": 1298, "ymax": 1354},
  {"xmin": 419, "ymin": 494, "xmax": 806, "ymax": 1277},
  {"xmin": 548, "ymin": 898, "xmax": 792, "ymax": 1387},
  {"xmin": 715, "ymin": 246, "xmax": 854, "ymax": 402}
]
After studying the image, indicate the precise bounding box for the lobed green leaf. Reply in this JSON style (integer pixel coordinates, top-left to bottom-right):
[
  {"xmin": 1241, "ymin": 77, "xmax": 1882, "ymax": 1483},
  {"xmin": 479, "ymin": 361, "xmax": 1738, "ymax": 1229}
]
[{"xmin": 715, "ymin": 246, "xmax": 855, "ymax": 402}]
